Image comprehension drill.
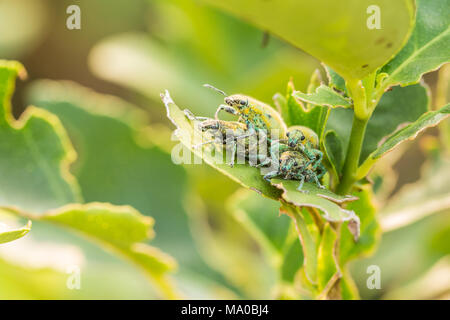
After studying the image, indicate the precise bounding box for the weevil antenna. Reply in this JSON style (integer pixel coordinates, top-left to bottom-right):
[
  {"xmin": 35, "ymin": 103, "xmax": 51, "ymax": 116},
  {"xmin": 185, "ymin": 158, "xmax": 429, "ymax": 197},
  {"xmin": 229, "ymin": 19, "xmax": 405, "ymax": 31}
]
[{"xmin": 203, "ymin": 84, "xmax": 227, "ymax": 96}]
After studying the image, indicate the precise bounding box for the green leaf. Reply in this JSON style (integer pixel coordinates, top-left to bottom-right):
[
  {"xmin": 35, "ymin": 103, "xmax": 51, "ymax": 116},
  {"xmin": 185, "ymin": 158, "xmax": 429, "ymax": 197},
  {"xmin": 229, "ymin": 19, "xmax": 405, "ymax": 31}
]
[
  {"xmin": 340, "ymin": 267, "xmax": 360, "ymax": 300},
  {"xmin": 276, "ymin": 80, "xmax": 329, "ymax": 139},
  {"xmin": 272, "ymin": 179, "xmax": 360, "ymax": 239},
  {"xmin": 324, "ymin": 65, "xmax": 348, "ymax": 95},
  {"xmin": 280, "ymin": 239, "xmax": 304, "ymax": 284},
  {"xmin": 326, "ymin": 83, "xmax": 433, "ymax": 174},
  {"xmin": 381, "ymin": 0, "xmax": 450, "ymax": 88},
  {"xmin": 41, "ymin": 203, "xmax": 154, "ymax": 247},
  {"xmin": 340, "ymin": 185, "xmax": 381, "ymax": 263},
  {"xmin": 0, "ymin": 60, "xmax": 81, "ymax": 213},
  {"xmin": 230, "ymin": 190, "xmax": 288, "ymax": 254},
  {"xmin": 358, "ymin": 104, "xmax": 450, "ymax": 178},
  {"xmin": 199, "ymin": 0, "xmax": 415, "ymax": 80},
  {"xmin": 321, "ymin": 130, "xmax": 344, "ymax": 182},
  {"xmin": 0, "ymin": 209, "xmax": 169, "ymax": 299},
  {"xmin": 317, "ymin": 223, "xmax": 338, "ymax": 292},
  {"xmin": 23, "ymin": 203, "xmax": 178, "ymax": 299},
  {"xmin": 360, "ymin": 83, "xmax": 431, "ymax": 162},
  {"xmin": 161, "ymin": 90, "xmax": 282, "ymax": 200},
  {"xmin": 0, "ymin": 220, "xmax": 31, "ymax": 244},
  {"xmin": 294, "ymin": 84, "xmax": 352, "ymax": 108},
  {"xmin": 229, "ymin": 190, "xmax": 303, "ymax": 284},
  {"xmin": 282, "ymin": 205, "xmax": 318, "ymax": 285}
]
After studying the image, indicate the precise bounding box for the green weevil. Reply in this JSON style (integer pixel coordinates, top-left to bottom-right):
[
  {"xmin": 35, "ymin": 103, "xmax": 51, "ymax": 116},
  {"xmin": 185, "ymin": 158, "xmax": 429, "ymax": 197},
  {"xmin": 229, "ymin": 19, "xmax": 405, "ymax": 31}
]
[
  {"xmin": 204, "ymin": 84, "xmax": 287, "ymax": 141},
  {"xmin": 184, "ymin": 109, "xmax": 265, "ymax": 167},
  {"xmin": 263, "ymin": 150, "xmax": 326, "ymax": 192},
  {"xmin": 259, "ymin": 126, "xmax": 324, "ymax": 173}
]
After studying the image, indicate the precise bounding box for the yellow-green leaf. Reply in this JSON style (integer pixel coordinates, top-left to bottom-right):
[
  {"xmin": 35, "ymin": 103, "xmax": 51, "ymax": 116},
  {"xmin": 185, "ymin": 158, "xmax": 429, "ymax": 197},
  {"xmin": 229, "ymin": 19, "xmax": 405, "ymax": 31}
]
[
  {"xmin": 358, "ymin": 104, "xmax": 450, "ymax": 179},
  {"xmin": 22, "ymin": 203, "xmax": 179, "ymax": 299},
  {"xmin": 0, "ymin": 220, "xmax": 31, "ymax": 244},
  {"xmin": 199, "ymin": 0, "xmax": 415, "ymax": 80},
  {"xmin": 272, "ymin": 179, "xmax": 360, "ymax": 239},
  {"xmin": 0, "ymin": 60, "xmax": 81, "ymax": 213},
  {"xmin": 294, "ymin": 85, "xmax": 352, "ymax": 108},
  {"xmin": 340, "ymin": 185, "xmax": 381, "ymax": 263},
  {"xmin": 317, "ymin": 223, "xmax": 339, "ymax": 292}
]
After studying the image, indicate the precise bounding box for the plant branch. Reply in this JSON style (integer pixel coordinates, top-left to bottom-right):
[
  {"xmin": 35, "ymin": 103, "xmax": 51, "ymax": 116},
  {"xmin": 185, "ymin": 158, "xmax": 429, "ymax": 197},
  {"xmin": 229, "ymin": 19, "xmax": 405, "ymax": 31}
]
[{"xmin": 336, "ymin": 115, "xmax": 369, "ymax": 195}]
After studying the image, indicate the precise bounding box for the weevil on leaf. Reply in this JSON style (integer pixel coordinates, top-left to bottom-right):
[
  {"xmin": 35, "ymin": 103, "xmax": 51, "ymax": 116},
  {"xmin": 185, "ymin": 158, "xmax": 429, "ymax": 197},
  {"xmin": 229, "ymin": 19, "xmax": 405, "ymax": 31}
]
[
  {"xmin": 260, "ymin": 126, "xmax": 326, "ymax": 174},
  {"xmin": 184, "ymin": 109, "xmax": 268, "ymax": 167},
  {"xmin": 263, "ymin": 150, "xmax": 326, "ymax": 192},
  {"xmin": 204, "ymin": 84, "xmax": 287, "ymax": 141}
]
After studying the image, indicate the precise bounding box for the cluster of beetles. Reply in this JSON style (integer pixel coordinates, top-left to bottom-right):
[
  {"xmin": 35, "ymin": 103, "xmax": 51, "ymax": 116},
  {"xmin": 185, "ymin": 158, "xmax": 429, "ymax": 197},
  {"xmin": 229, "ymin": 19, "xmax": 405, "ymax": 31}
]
[{"xmin": 184, "ymin": 85, "xmax": 327, "ymax": 193}]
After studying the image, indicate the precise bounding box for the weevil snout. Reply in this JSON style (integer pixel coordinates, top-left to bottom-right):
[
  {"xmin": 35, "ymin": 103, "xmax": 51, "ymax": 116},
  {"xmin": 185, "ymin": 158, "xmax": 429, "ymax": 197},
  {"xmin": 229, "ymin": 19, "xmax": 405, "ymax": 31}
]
[
  {"xmin": 199, "ymin": 120, "xmax": 220, "ymax": 131},
  {"xmin": 224, "ymin": 97, "xmax": 234, "ymax": 106}
]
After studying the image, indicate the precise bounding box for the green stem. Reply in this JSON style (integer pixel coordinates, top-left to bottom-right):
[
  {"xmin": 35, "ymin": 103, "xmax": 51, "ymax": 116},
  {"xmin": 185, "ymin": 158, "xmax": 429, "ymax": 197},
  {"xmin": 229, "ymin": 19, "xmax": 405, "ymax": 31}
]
[
  {"xmin": 336, "ymin": 113, "xmax": 369, "ymax": 195},
  {"xmin": 335, "ymin": 78, "xmax": 373, "ymax": 195}
]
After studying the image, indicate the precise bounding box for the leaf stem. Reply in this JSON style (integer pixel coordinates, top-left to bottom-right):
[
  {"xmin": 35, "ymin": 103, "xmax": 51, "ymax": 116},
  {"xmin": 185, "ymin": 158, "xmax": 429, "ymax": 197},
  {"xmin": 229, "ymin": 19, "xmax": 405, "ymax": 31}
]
[{"xmin": 336, "ymin": 103, "xmax": 370, "ymax": 195}]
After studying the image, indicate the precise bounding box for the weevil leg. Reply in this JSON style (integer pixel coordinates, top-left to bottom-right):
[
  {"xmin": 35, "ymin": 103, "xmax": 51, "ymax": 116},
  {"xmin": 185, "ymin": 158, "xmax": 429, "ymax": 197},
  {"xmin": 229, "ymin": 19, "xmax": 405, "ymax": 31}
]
[
  {"xmin": 215, "ymin": 104, "xmax": 238, "ymax": 120},
  {"xmin": 227, "ymin": 140, "xmax": 237, "ymax": 167},
  {"xmin": 311, "ymin": 149, "xmax": 324, "ymax": 170},
  {"xmin": 256, "ymin": 157, "xmax": 272, "ymax": 167},
  {"xmin": 234, "ymin": 130, "xmax": 256, "ymax": 141},
  {"xmin": 316, "ymin": 163, "xmax": 326, "ymax": 180},
  {"xmin": 193, "ymin": 139, "xmax": 216, "ymax": 149},
  {"xmin": 296, "ymin": 175, "xmax": 307, "ymax": 193},
  {"xmin": 263, "ymin": 171, "xmax": 279, "ymax": 182},
  {"xmin": 311, "ymin": 172, "xmax": 325, "ymax": 189},
  {"xmin": 183, "ymin": 109, "xmax": 209, "ymax": 121}
]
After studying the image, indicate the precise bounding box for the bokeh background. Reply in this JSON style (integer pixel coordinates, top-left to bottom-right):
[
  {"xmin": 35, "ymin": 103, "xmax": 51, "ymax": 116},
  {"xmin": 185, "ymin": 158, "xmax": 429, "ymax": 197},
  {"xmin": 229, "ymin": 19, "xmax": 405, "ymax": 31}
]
[{"xmin": 0, "ymin": 0, "xmax": 448, "ymax": 299}]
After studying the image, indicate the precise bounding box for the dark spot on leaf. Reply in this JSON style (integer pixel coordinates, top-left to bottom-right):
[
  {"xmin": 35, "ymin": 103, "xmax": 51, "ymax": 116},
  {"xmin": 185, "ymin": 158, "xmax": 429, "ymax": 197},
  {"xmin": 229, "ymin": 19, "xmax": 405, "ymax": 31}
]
[
  {"xmin": 386, "ymin": 42, "xmax": 393, "ymax": 48},
  {"xmin": 375, "ymin": 37, "xmax": 386, "ymax": 45},
  {"xmin": 362, "ymin": 64, "xmax": 369, "ymax": 68}
]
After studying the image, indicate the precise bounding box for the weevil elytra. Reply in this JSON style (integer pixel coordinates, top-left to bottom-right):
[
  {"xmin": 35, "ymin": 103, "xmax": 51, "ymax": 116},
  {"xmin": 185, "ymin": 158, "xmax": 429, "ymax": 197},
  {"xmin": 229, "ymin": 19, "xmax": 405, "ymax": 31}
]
[
  {"xmin": 184, "ymin": 109, "xmax": 267, "ymax": 167},
  {"xmin": 204, "ymin": 84, "xmax": 287, "ymax": 141}
]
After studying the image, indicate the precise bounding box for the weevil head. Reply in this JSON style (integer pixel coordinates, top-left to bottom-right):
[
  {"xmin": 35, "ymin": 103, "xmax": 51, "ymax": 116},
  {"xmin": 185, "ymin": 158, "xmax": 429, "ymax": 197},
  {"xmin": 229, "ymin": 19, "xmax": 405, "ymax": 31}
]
[
  {"xmin": 287, "ymin": 129, "xmax": 306, "ymax": 148},
  {"xmin": 287, "ymin": 126, "xmax": 319, "ymax": 148},
  {"xmin": 225, "ymin": 94, "xmax": 249, "ymax": 111}
]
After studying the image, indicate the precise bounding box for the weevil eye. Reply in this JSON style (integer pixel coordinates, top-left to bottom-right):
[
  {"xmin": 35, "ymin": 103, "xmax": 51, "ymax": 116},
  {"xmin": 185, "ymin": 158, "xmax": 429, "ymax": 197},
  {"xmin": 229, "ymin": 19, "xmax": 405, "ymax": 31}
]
[
  {"xmin": 240, "ymin": 100, "xmax": 247, "ymax": 106},
  {"xmin": 301, "ymin": 136, "xmax": 306, "ymax": 141},
  {"xmin": 286, "ymin": 132, "xmax": 290, "ymax": 137}
]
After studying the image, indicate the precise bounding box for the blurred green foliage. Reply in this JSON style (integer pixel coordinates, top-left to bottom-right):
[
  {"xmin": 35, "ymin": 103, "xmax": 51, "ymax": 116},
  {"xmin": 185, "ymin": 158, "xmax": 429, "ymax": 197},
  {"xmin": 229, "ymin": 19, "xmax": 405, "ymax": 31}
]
[{"xmin": 0, "ymin": 0, "xmax": 448, "ymax": 300}]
